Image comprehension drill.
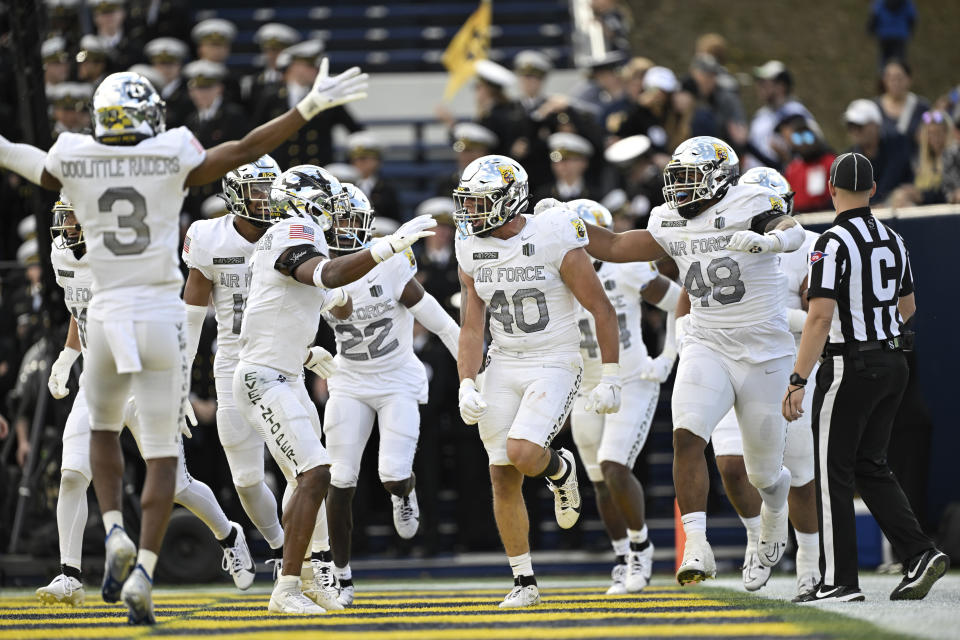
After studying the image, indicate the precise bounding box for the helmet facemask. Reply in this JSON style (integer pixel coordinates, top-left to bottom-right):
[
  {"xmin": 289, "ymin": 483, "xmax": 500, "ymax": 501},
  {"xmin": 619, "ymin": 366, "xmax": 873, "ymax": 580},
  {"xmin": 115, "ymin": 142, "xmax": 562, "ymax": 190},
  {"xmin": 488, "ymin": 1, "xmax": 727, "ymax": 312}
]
[
  {"xmin": 453, "ymin": 184, "xmax": 528, "ymax": 237},
  {"xmin": 662, "ymin": 160, "xmax": 726, "ymax": 219},
  {"xmin": 328, "ymin": 184, "xmax": 374, "ymax": 253},
  {"xmin": 223, "ymin": 176, "xmax": 274, "ymax": 227},
  {"xmin": 50, "ymin": 200, "xmax": 85, "ymax": 253}
]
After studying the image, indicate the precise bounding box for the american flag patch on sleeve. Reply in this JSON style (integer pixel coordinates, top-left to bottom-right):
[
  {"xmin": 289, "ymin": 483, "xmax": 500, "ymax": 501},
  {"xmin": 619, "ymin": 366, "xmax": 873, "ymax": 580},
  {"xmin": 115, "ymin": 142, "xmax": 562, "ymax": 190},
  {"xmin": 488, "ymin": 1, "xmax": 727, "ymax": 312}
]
[
  {"xmin": 289, "ymin": 224, "xmax": 315, "ymax": 241},
  {"xmin": 183, "ymin": 235, "xmax": 191, "ymax": 253}
]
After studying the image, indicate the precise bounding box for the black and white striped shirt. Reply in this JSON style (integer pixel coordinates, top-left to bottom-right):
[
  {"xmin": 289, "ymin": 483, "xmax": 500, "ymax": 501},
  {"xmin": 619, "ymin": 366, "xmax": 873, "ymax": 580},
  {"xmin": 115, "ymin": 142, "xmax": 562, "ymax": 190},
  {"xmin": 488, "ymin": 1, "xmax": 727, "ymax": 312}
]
[{"xmin": 807, "ymin": 207, "xmax": 913, "ymax": 344}]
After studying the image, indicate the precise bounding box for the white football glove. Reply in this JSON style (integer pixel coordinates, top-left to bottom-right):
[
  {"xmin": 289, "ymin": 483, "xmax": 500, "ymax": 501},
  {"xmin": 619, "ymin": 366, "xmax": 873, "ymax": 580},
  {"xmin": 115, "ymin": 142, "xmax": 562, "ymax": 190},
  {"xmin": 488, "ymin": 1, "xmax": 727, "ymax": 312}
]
[
  {"xmin": 320, "ymin": 287, "xmax": 350, "ymax": 312},
  {"xmin": 47, "ymin": 346, "xmax": 80, "ymax": 399},
  {"xmin": 585, "ymin": 363, "xmax": 622, "ymax": 414},
  {"xmin": 639, "ymin": 351, "xmax": 677, "ymax": 383},
  {"xmin": 726, "ymin": 230, "xmax": 781, "ymax": 254},
  {"xmin": 304, "ymin": 346, "xmax": 338, "ymax": 378},
  {"xmin": 180, "ymin": 396, "xmax": 197, "ymax": 439},
  {"xmin": 295, "ymin": 58, "xmax": 370, "ymax": 120},
  {"xmin": 458, "ymin": 378, "xmax": 487, "ymax": 425},
  {"xmin": 533, "ymin": 197, "xmax": 566, "ymax": 215},
  {"xmin": 370, "ymin": 214, "xmax": 437, "ymax": 263}
]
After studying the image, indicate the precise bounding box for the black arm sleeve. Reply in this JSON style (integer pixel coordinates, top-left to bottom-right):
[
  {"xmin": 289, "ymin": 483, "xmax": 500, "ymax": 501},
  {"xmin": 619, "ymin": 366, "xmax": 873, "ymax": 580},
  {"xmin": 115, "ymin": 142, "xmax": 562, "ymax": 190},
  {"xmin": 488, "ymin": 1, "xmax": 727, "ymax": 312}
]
[
  {"xmin": 275, "ymin": 244, "xmax": 324, "ymax": 277},
  {"xmin": 749, "ymin": 210, "xmax": 789, "ymax": 234}
]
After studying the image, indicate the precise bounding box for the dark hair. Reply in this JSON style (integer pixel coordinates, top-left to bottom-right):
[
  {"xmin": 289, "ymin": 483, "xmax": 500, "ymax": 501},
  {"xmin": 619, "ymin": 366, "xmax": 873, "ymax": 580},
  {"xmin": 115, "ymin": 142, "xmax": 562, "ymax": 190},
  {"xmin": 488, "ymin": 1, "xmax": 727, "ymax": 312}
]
[{"xmin": 879, "ymin": 58, "xmax": 912, "ymax": 94}]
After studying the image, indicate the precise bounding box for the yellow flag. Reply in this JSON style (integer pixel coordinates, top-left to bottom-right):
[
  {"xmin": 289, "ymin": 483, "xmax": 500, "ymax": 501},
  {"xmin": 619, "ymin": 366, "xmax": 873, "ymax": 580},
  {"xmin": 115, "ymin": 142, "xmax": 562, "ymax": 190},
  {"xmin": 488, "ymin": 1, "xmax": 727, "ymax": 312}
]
[{"xmin": 441, "ymin": 0, "xmax": 492, "ymax": 101}]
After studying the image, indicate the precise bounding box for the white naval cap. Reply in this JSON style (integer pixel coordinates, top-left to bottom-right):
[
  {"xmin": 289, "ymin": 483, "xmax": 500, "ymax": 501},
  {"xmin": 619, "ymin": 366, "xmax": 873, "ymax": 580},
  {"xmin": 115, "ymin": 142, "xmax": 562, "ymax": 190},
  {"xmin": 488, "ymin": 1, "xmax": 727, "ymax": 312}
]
[
  {"xmin": 277, "ymin": 39, "xmax": 324, "ymax": 68},
  {"xmin": 254, "ymin": 23, "xmax": 301, "ymax": 49},
  {"xmin": 514, "ymin": 50, "xmax": 552, "ymax": 76},
  {"xmin": 183, "ymin": 60, "xmax": 228, "ymax": 85},
  {"xmin": 604, "ymin": 134, "xmax": 652, "ymax": 165},
  {"xmin": 452, "ymin": 122, "xmax": 498, "ymax": 150},
  {"xmin": 41, "ymin": 36, "xmax": 68, "ymax": 62},
  {"xmin": 547, "ymin": 132, "xmax": 593, "ymax": 160},
  {"xmin": 144, "ymin": 37, "xmax": 189, "ymax": 62},
  {"xmin": 347, "ymin": 131, "xmax": 383, "ymax": 157},
  {"xmin": 191, "ymin": 18, "xmax": 237, "ymax": 44},
  {"xmin": 474, "ymin": 59, "xmax": 516, "ymax": 88},
  {"xmin": 415, "ymin": 196, "xmax": 457, "ymax": 220}
]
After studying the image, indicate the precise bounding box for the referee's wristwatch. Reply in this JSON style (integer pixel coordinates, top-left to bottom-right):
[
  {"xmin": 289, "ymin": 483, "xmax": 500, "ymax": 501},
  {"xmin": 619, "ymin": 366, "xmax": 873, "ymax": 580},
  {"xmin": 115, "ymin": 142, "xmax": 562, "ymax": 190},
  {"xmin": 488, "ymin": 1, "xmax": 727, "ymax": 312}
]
[{"xmin": 789, "ymin": 372, "xmax": 807, "ymax": 387}]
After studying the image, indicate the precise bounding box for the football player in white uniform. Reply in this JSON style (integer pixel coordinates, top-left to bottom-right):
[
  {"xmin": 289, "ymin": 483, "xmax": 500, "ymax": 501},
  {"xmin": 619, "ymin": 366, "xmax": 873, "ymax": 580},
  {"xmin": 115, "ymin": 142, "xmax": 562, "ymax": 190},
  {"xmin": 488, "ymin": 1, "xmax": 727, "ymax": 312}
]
[
  {"xmin": 705, "ymin": 167, "xmax": 821, "ymax": 595},
  {"xmin": 0, "ymin": 61, "xmax": 368, "ymax": 623},
  {"xmin": 560, "ymin": 199, "xmax": 682, "ymax": 595},
  {"xmin": 323, "ymin": 184, "xmax": 459, "ymax": 606},
  {"xmin": 583, "ymin": 137, "xmax": 808, "ymax": 585},
  {"xmin": 181, "ymin": 155, "xmax": 286, "ymax": 575},
  {"xmin": 38, "ymin": 197, "xmax": 254, "ymax": 606},
  {"xmin": 235, "ymin": 165, "xmax": 436, "ymax": 614},
  {"xmin": 455, "ymin": 156, "xmax": 621, "ymax": 608}
]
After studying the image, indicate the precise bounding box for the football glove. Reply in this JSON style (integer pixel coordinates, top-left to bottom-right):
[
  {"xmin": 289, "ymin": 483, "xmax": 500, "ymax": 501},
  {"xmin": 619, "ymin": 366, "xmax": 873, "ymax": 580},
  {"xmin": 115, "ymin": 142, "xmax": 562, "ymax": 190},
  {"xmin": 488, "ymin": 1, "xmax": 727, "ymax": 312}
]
[
  {"xmin": 727, "ymin": 230, "xmax": 781, "ymax": 254},
  {"xmin": 370, "ymin": 214, "xmax": 437, "ymax": 263},
  {"xmin": 585, "ymin": 363, "xmax": 622, "ymax": 414},
  {"xmin": 319, "ymin": 286, "xmax": 350, "ymax": 312},
  {"xmin": 533, "ymin": 197, "xmax": 565, "ymax": 215},
  {"xmin": 458, "ymin": 378, "xmax": 487, "ymax": 425},
  {"xmin": 180, "ymin": 396, "xmax": 197, "ymax": 439},
  {"xmin": 639, "ymin": 351, "xmax": 676, "ymax": 383},
  {"xmin": 304, "ymin": 346, "xmax": 338, "ymax": 378},
  {"xmin": 48, "ymin": 346, "xmax": 80, "ymax": 399},
  {"xmin": 296, "ymin": 58, "xmax": 369, "ymax": 121}
]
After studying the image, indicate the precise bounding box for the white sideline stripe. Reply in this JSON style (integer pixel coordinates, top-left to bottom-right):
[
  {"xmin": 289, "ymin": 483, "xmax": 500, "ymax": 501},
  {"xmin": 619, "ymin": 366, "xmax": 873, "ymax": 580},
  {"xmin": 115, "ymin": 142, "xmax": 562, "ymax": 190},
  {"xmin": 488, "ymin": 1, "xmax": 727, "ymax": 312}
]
[{"xmin": 818, "ymin": 356, "xmax": 844, "ymax": 585}]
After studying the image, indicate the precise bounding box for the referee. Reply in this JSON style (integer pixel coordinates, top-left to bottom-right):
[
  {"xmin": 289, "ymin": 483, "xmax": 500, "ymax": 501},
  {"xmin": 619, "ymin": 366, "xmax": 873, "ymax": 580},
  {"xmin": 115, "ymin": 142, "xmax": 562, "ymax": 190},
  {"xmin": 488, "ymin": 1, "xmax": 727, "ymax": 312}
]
[{"xmin": 782, "ymin": 152, "xmax": 949, "ymax": 603}]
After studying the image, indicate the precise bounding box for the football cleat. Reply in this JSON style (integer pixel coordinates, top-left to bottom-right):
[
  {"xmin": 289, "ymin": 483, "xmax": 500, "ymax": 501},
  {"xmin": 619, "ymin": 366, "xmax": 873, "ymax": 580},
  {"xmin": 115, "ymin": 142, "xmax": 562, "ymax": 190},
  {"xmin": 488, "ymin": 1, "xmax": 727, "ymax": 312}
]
[
  {"xmin": 890, "ymin": 549, "xmax": 950, "ymax": 601},
  {"xmin": 794, "ymin": 583, "xmax": 865, "ymax": 603},
  {"xmin": 742, "ymin": 546, "xmax": 772, "ymax": 591},
  {"xmin": 269, "ymin": 586, "xmax": 326, "ymax": 614},
  {"xmin": 606, "ymin": 562, "xmax": 627, "ymax": 595},
  {"xmin": 337, "ymin": 579, "xmax": 355, "ymax": 606},
  {"xmin": 547, "ymin": 448, "xmax": 582, "ymax": 529},
  {"xmin": 36, "ymin": 574, "xmax": 85, "ymax": 606},
  {"xmin": 676, "ymin": 536, "xmax": 716, "ymax": 585},
  {"xmin": 102, "ymin": 525, "xmax": 137, "ymax": 603},
  {"xmin": 758, "ymin": 501, "xmax": 789, "ymax": 568},
  {"xmin": 499, "ymin": 580, "xmax": 540, "ymax": 608},
  {"xmin": 120, "ymin": 565, "xmax": 155, "ymax": 625},
  {"xmin": 392, "ymin": 490, "xmax": 420, "ymax": 540},
  {"xmin": 625, "ymin": 541, "xmax": 654, "ymax": 592},
  {"xmin": 221, "ymin": 522, "xmax": 255, "ymax": 590},
  {"xmin": 304, "ymin": 559, "xmax": 344, "ymax": 611}
]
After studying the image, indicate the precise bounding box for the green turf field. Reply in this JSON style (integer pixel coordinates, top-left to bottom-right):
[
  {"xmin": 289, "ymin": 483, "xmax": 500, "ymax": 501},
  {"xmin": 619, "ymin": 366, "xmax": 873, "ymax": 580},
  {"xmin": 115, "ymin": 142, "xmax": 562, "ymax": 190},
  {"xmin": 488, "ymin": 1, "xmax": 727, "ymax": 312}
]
[{"xmin": 0, "ymin": 577, "xmax": 922, "ymax": 640}]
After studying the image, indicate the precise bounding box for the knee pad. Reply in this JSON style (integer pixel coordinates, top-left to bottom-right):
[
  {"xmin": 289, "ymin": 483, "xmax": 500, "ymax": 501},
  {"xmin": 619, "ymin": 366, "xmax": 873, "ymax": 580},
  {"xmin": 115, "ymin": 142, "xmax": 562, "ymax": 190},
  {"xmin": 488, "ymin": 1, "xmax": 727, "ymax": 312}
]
[
  {"xmin": 330, "ymin": 461, "xmax": 360, "ymax": 489},
  {"xmin": 60, "ymin": 468, "xmax": 90, "ymax": 492}
]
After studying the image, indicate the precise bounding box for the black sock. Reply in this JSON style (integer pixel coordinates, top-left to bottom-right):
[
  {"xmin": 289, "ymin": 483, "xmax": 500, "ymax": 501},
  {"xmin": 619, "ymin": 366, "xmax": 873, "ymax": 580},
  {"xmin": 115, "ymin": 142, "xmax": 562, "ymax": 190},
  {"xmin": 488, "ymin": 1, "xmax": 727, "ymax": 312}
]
[
  {"xmin": 534, "ymin": 449, "xmax": 565, "ymax": 480},
  {"xmin": 630, "ymin": 540, "xmax": 651, "ymax": 552},
  {"xmin": 615, "ymin": 555, "xmax": 626, "ymax": 566},
  {"xmin": 515, "ymin": 574, "xmax": 538, "ymax": 587},
  {"xmin": 218, "ymin": 526, "xmax": 238, "ymax": 549},
  {"xmin": 272, "ymin": 546, "xmax": 284, "ymax": 559},
  {"xmin": 311, "ymin": 550, "xmax": 333, "ymax": 563},
  {"xmin": 61, "ymin": 564, "xmax": 81, "ymax": 580}
]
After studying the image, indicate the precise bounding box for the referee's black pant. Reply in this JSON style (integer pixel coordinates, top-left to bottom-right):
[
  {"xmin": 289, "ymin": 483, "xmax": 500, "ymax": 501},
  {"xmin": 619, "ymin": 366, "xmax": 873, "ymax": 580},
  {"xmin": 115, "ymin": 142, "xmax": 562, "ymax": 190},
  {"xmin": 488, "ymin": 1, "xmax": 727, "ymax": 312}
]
[{"xmin": 811, "ymin": 349, "xmax": 933, "ymax": 587}]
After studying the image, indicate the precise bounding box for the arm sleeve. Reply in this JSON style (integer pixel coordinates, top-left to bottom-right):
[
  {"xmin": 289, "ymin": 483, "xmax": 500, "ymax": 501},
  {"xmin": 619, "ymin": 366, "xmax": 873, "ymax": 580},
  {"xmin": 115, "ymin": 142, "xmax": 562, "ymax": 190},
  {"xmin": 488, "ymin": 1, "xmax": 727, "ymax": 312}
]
[
  {"xmin": 408, "ymin": 292, "xmax": 459, "ymax": 360},
  {"xmin": 806, "ymin": 233, "xmax": 844, "ymax": 300},
  {"xmin": 184, "ymin": 304, "xmax": 207, "ymax": 369},
  {"xmin": 0, "ymin": 136, "xmax": 49, "ymax": 185}
]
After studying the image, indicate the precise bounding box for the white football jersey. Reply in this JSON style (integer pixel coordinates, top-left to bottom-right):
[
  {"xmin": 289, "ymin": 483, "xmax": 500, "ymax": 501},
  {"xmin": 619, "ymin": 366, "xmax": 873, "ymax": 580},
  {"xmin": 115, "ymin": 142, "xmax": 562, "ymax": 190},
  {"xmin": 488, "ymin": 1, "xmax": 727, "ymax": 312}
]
[
  {"xmin": 456, "ymin": 207, "xmax": 588, "ymax": 356},
  {"xmin": 44, "ymin": 128, "xmax": 206, "ymax": 321},
  {"xmin": 51, "ymin": 245, "xmax": 94, "ymax": 353},
  {"xmin": 239, "ymin": 216, "xmax": 333, "ymax": 377},
  {"xmin": 648, "ymin": 183, "xmax": 795, "ymax": 361},
  {"xmin": 182, "ymin": 215, "xmax": 260, "ymax": 378},
  {"xmin": 576, "ymin": 261, "xmax": 657, "ymax": 385},
  {"xmin": 322, "ymin": 249, "xmax": 427, "ymax": 399}
]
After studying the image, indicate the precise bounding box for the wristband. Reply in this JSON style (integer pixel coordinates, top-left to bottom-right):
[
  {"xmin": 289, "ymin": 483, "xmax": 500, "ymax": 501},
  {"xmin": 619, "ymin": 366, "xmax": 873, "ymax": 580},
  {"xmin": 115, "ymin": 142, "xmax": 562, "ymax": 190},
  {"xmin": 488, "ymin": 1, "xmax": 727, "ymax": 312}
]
[
  {"xmin": 312, "ymin": 260, "xmax": 328, "ymax": 289},
  {"xmin": 600, "ymin": 362, "xmax": 620, "ymax": 379}
]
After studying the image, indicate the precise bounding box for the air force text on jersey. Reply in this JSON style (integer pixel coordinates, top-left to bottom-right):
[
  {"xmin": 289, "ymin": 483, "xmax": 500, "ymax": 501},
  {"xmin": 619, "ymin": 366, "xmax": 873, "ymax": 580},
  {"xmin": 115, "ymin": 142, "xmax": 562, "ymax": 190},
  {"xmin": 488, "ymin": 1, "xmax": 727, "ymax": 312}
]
[
  {"xmin": 475, "ymin": 265, "xmax": 548, "ymax": 284},
  {"xmin": 57, "ymin": 155, "xmax": 182, "ymax": 179},
  {"xmin": 666, "ymin": 233, "xmax": 734, "ymax": 257}
]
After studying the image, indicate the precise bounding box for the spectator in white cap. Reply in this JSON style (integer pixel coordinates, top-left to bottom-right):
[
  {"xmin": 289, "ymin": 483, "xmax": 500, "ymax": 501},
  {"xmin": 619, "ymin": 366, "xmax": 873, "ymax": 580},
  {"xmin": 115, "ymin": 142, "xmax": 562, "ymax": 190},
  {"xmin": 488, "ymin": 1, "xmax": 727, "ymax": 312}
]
[
  {"xmin": 844, "ymin": 98, "xmax": 913, "ymax": 203},
  {"xmin": 435, "ymin": 122, "xmax": 498, "ymax": 196},
  {"xmin": 514, "ymin": 50, "xmax": 552, "ymax": 113},
  {"xmin": 42, "ymin": 37, "xmax": 71, "ymax": 89},
  {"xmin": 348, "ymin": 131, "xmax": 401, "ymax": 222},
  {"xmin": 604, "ymin": 133, "xmax": 662, "ymax": 221},
  {"xmin": 242, "ymin": 23, "xmax": 301, "ymax": 107},
  {"xmin": 144, "ymin": 37, "xmax": 192, "ymax": 126},
  {"xmin": 749, "ymin": 60, "xmax": 815, "ymax": 167},
  {"xmin": 191, "ymin": 19, "xmax": 244, "ymax": 108},
  {"xmin": 76, "ymin": 35, "xmax": 110, "ymax": 85},
  {"xmin": 47, "ymin": 82, "xmax": 93, "ymax": 139},
  {"xmin": 533, "ymin": 132, "xmax": 596, "ymax": 202},
  {"xmin": 88, "ymin": 0, "xmax": 140, "ymax": 71},
  {"xmin": 616, "ymin": 65, "xmax": 690, "ymax": 154}
]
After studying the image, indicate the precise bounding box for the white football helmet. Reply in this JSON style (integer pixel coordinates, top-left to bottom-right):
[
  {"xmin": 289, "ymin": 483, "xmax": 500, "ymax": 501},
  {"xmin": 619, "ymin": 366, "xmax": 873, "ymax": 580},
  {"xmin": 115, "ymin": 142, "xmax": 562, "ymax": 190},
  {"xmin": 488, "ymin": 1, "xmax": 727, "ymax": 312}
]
[
  {"xmin": 740, "ymin": 166, "xmax": 795, "ymax": 214},
  {"xmin": 222, "ymin": 154, "xmax": 281, "ymax": 227},
  {"xmin": 567, "ymin": 198, "xmax": 613, "ymax": 230},
  {"xmin": 453, "ymin": 154, "xmax": 529, "ymax": 237},
  {"xmin": 50, "ymin": 194, "xmax": 83, "ymax": 250},
  {"xmin": 269, "ymin": 165, "xmax": 349, "ymax": 231},
  {"xmin": 661, "ymin": 136, "xmax": 739, "ymax": 219},
  {"xmin": 328, "ymin": 182, "xmax": 375, "ymax": 253},
  {"xmin": 91, "ymin": 72, "xmax": 166, "ymax": 145}
]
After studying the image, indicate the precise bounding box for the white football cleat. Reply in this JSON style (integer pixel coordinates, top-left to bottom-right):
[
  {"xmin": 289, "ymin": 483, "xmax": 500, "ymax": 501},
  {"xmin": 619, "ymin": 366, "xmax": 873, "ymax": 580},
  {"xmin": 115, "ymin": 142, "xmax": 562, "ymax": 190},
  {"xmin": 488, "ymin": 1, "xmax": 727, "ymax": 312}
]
[
  {"xmin": 499, "ymin": 581, "xmax": 540, "ymax": 608},
  {"xmin": 221, "ymin": 522, "xmax": 255, "ymax": 590},
  {"xmin": 758, "ymin": 501, "xmax": 789, "ymax": 568},
  {"xmin": 391, "ymin": 490, "xmax": 420, "ymax": 539},
  {"xmin": 676, "ymin": 536, "xmax": 716, "ymax": 585},
  {"xmin": 304, "ymin": 559, "xmax": 344, "ymax": 611},
  {"xmin": 101, "ymin": 525, "xmax": 136, "ymax": 603},
  {"xmin": 546, "ymin": 448, "xmax": 581, "ymax": 529},
  {"xmin": 269, "ymin": 586, "xmax": 326, "ymax": 614},
  {"xmin": 606, "ymin": 563, "xmax": 627, "ymax": 595},
  {"xmin": 625, "ymin": 541, "xmax": 654, "ymax": 592},
  {"xmin": 337, "ymin": 580, "xmax": 355, "ymax": 606},
  {"xmin": 36, "ymin": 574, "xmax": 85, "ymax": 606},
  {"xmin": 120, "ymin": 565, "xmax": 155, "ymax": 625},
  {"xmin": 742, "ymin": 546, "xmax": 772, "ymax": 591}
]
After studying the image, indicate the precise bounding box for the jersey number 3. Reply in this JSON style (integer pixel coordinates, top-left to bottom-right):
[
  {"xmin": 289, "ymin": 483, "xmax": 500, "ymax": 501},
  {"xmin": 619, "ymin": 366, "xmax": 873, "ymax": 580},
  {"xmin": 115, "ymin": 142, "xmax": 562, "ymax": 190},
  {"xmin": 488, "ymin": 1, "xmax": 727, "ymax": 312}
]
[
  {"xmin": 99, "ymin": 187, "xmax": 150, "ymax": 256},
  {"xmin": 683, "ymin": 257, "xmax": 745, "ymax": 307}
]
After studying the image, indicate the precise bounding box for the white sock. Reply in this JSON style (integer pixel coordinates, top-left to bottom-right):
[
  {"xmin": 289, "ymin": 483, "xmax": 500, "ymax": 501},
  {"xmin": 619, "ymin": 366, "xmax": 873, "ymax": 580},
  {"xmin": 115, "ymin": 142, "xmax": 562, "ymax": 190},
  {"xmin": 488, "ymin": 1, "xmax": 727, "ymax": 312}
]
[
  {"xmin": 137, "ymin": 550, "xmax": 158, "ymax": 580},
  {"xmin": 311, "ymin": 503, "xmax": 330, "ymax": 553},
  {"xmin": 174, "ymin": 480, "xmax": 232, "ymax": 540},
  {"xmin": 757, "ymin": 468, "xmax": 791, "ymax": 512},
  {"xmin": 508, "ymin": 552, "xmax": 534, "ymax": 578},
  {"xmin": 103, "ymin": 510, "xmax": 123, "ymax": 534},
  {"xmin": 795, "ymin": 531, "xmax": 820, "ymax": 576},
  {"xmin": 627, "ymin": 525, "xmax": 649, "ymax": 545},
  {"xmin": 611, "ymin": 537, "xmax": 629, "ymax": 558},
  {"xmin": 58, "ymin": 470, "xmax": 89, "ymax": 569},
  {"xmin": 741, "ymin": 514, "xmax": 763, "ymax": 548},
  {"xmin": 681, "ymin": 511, "xmax": 707, "ymax": 539},
  {"xmin": 276, "ymin": 574, "xmax": 299, "ymax": 592},
  {"xmin": 334, "ymin": 564, "xmax": 352, "ymax": 581},
  {"xmin": 236, "ymin": 482, "xmax": 284, "ymax": 548},
  {"xmin": 548, "ymin": 454, "xmax": 568, "ymax": 481}
]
